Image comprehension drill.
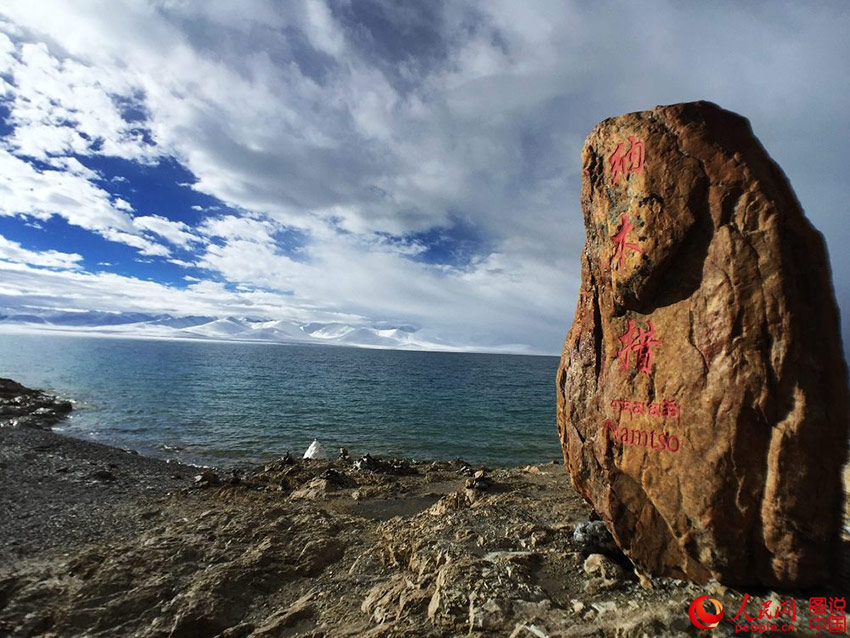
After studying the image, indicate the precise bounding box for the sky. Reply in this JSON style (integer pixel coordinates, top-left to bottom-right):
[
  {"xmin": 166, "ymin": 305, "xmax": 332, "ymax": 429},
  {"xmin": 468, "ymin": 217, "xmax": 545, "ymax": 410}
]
[{"xmin": 0, "ymin": 1, "xmax": 848, "ymax": 355}]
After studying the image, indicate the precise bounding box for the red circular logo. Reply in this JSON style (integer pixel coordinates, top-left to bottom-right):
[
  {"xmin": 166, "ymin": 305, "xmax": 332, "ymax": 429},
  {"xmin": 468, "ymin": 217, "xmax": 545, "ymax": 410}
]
[{"xmin": 689, "ymin": 595, "xmax": 724, "ymax": 630}]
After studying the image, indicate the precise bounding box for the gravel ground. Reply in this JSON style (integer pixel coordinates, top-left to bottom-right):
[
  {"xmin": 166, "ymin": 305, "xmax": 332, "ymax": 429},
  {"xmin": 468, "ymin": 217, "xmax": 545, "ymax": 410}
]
[{"xmin": 0, "ymin": 426, "xmax": 196, "ymax": 561}]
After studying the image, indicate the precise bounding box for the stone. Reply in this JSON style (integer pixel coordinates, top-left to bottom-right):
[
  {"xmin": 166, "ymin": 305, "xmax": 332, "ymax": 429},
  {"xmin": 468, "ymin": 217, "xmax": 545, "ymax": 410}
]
[
  {"xmin": 290, "ymin": 477, "xmax": 335, "ymax": 500},
  {"xmin": 14, "ymin": 437, "xmax": 812, "ymax": 638},
  {"xmin": 583, "ymin": 577, "xmax": 615, "ymax": 594},
  {"xmin": 427, "ymin": 490, "xmax": 475, "ymax": 516},
  {"xmin": 556, "ymin": 101, "xmax": 849, "ymax": 587},
  {"xmin": 583, "ymin": 553, "xmax": 625, "ymax": 581},
  {"xmin": 468, "ymin": 596, "xmax": 511, "ymax": 631},
  {"xmin": 91, "ymin": 468, "xmax": 116, "ymax": 481},
  {"xmin": 465, "ymin": 474, "xmax": 494, "ymax": 491},
  {"xmin": 193, "ymin": 469, "xmax": 219, "ymax": 488},
  {"xmin": 319, "ymin": 468, "xmax": 356, "ymax": 487},
  {"xmin": 353, "ymin": 454, "xmax": 416, "ymax": 475},
  {"xmin": 508, "ymin": 624, "xmax": 550, "ymax": 638},
  {"xmin": 303, "ymin": 439, "xmax": 327, "ymax": 459},
  {"xmin": 591, "ymin": 601, "xmax": 618, "ymax": 615},
  {"xmin": 427, "ymin": 555, "xmax": 546, "ymax": 631},
  {"xmin": 571, "ymin": 520, "xmax": 618, "ymax": 557},
  {"xmin": 361, "ymin": 574, "xmax": 421, "ymax": 624}
]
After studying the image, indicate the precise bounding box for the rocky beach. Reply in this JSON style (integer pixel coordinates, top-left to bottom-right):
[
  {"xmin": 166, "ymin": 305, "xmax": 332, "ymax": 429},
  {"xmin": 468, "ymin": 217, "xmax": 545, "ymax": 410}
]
[{"xmin": 0, "ymin": 379, "xmax": 848, "ymax": 637}]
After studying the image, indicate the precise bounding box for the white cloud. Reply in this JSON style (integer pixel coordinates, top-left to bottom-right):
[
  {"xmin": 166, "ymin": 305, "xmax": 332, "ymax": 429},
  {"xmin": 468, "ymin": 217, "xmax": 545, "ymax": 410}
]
[
  {"xmin": 0, "ymin": 259, "xmax": 360, "ymax": 326},
  {"xmin": 0, "ymin": 148, "xmax": 133, "ymax": 231},
  {"xmin": 3, "ymin": 40, "xmax": 158, "ymax": 161},
  {"xmin": 303, "ymin": 0, "xmax": 347, "ymax": 57},
  {"xmin": 99, "ymin": 228, "xmax": 171, "ymax": 257},
  {"xmin": 198, "ymin": 215, "xmax": 279, "ymax": 244},
  {"xmin": 0, "ymin": 234, "xmax": 83, "ymax": 269},
  {"xmin": 191, "ymin": 223, "xmax": 574, "ymax": 348},
  {"xmin": 0, "ymin": 1, "xmax": 847, "ymax": 352},
  {"xmin": 0, "ymin": 148, "xmax": 179, "ymax": 258},
  {"xmin": 133, "ymin": 215, "xmax": 197, "ymax": 247}
]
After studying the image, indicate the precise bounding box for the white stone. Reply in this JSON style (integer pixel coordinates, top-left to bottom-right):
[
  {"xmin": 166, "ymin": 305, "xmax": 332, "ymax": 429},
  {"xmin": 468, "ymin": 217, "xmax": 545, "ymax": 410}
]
[{"xmin": 303, "ymin": 439, "xmax": 327, "ymax": 459}]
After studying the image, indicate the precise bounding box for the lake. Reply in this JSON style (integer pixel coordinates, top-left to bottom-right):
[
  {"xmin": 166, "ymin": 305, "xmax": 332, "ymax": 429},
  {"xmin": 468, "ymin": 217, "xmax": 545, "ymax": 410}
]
[{"xmin": 0, "ymin": 332, "xmax": 563, "ymax": 467}]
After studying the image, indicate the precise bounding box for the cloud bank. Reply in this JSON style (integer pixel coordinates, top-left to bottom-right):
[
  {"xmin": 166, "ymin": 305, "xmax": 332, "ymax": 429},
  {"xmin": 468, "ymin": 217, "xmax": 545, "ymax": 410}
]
[{"xmin": 0, "ymin": 1, "xmax": 848, "ymax": 354}]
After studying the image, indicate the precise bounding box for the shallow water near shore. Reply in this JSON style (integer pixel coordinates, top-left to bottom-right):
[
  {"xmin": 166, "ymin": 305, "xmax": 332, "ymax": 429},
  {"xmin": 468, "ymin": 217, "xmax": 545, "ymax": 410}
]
[{"xmin": 0, "ymin": 332, "xmax": 561, "ymax": 466}]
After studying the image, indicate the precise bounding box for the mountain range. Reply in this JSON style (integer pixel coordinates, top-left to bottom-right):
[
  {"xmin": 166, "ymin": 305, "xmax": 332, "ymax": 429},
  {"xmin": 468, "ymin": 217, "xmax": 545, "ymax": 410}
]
[{"xmin": 0, "ymin": 310, "xmax": 515, "ymax": 353}]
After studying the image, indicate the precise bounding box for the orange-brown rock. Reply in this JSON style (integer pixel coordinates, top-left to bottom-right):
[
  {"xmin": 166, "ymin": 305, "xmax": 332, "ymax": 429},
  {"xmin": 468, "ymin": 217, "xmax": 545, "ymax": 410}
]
[{"xmin": 556, "ymin": 101, "xmax": 849, "ymax": 588}]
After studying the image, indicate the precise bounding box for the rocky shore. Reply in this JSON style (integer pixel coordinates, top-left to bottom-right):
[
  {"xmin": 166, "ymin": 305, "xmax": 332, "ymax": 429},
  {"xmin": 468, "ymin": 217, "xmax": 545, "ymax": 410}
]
[
  {"xmin": 0, "ymin": 381, "xmax": 847, "ymax": 637},
  {"xmin": 0, "ymin": 378, "xmax": 73, "ymax": 429}
]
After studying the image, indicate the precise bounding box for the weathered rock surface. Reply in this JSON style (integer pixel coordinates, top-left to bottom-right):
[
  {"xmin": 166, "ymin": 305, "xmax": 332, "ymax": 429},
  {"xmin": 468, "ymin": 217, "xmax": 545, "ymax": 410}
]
[
  {"xmin": 556, "ymin": 101, "xmax": 850, "ymax": 587},
  {"xmin": 1, "ymin": 423, "xmax": 848, "ymax": 636}
]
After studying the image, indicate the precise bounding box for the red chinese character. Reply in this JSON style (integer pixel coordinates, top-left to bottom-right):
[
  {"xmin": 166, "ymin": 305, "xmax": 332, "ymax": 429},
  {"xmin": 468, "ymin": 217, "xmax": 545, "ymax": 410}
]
[
  {"xmin": 617, "ymin": 319, "xmax": 661, "ymax": 374},
  {"xmin": 828, "ymin": 615, "xmax": 847, "ymax": 633},
  {"xmin": 609, "ymin": 135, "xmax": 645, "ymax": 185},
  {"xmin": 627, "ymin": 136, "xmax": 645, "ymax": 174},
  {"xmin": 827, "ymin": 597, "xmax": 847, "ymax": 634},
  {"xmin": 730, "ymin": 593, "xmax": 757, "ymax": 622},
  {"xmin": 759, "ymin": 600, "xmax": 776, "ymax": 619},
  {"xmin": 610, "ymin": 214, "xmax": 642, "ymax": 269},
  {"xmin": 610, "ymin": 143, "xmax": 627, "ymax": 185},
  {"xmin": 810, "ymin": 615, "xmax": 828, "ymax": 632},
  {"xmin": 811, "ymin": 597, "xmax": 829, "ymax": 615},
  {"xmin": 778, "ymin": 599, "xmax": 797, "ymax": 621}
]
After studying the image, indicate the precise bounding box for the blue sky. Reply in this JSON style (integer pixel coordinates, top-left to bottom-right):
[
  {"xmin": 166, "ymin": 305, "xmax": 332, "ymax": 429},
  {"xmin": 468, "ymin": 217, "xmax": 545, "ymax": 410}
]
[{"xmin": 0, "ymin": 1, "xmax": 849, "ymax": 354}]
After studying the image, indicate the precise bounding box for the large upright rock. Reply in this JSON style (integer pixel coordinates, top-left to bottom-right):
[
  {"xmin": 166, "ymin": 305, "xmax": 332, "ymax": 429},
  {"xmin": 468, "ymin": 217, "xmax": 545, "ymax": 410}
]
[{"xmin": 556, "ymin": 101, "xmax": 849, "ymax": 587}]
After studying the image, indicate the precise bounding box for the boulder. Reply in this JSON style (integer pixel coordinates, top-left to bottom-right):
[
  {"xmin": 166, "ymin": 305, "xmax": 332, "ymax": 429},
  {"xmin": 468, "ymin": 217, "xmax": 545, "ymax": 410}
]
[{"xmin": 556, "ymin": 101, "xmax": 849, "ymax": 587}]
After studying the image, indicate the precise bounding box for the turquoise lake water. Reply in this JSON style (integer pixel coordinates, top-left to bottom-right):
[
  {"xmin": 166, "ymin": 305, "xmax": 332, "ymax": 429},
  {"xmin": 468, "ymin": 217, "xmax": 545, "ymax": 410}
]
[{"xmin": 0, "ymin": 332, "xmax": 563, "ymax": 467}]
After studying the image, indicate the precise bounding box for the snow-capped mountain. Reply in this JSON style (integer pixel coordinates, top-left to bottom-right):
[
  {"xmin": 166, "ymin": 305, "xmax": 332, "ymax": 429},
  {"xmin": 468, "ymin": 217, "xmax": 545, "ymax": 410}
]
[{"xmin": 0, "ymin": 310, "xmax": 476, "ymax": 352}]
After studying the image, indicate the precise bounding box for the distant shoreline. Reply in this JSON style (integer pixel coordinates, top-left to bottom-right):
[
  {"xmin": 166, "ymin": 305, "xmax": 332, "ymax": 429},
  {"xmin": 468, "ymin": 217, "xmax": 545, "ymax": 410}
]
[
  {"xmin": 47, "ymin": 421, "xmax": 562, "ymax": 472},
  {"xmin": 0, "ymin": 323, "xmax": 560, "ymax": 357}
]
